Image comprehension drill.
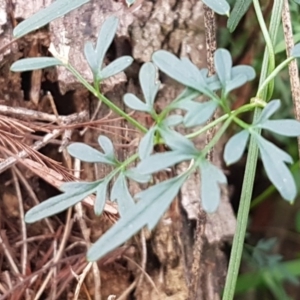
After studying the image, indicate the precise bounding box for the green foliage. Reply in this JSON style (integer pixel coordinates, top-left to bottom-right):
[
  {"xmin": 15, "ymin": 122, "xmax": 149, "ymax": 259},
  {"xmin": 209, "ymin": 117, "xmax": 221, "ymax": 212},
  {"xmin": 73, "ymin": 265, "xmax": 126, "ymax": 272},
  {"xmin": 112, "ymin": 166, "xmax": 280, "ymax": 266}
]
[
  {"xmin": 13, "ymin": 0, "xmax": 89, "ymax": 38},
  {"xmin": 9, "ymin": 0, "xmax": 300, "ymax": 298},
  {"xmin": 87, "ymin": 173, "xmax": 188, "ymax": 261},
  {"xmin": 11, "ymin": 57, "xmax": 62, "ymax": 71},
  {"xmin": 199, "ymin": 160, "xmax": 227, "ymax": 212},
  {"xmin": 225, "ymin": 100, "xmax": 300, "ymax": 201},
  {"xmin": 237, "ymin": 238, "xmax": 299, "ymax": 299},
  {"xmin": 84, "ymin": 16, "xmax": 133, "ymax": 81},
  {"xmin": 227, "ymin": 0, "xmax": 252, "ymax": 33},
  {"xmin": 236, "ymin": 258, "xmax": 300, "ymax": 295},
  {"xmin": 67, "ymin": 135, "xmax": 117, "ymax": 165},
  {"xmin": 123, "ymin": 62, "xmax": 159, "ymax": 115},
  {"xmin": 25, "ymin": 181, "xmax": 100, "ymax": 223}
]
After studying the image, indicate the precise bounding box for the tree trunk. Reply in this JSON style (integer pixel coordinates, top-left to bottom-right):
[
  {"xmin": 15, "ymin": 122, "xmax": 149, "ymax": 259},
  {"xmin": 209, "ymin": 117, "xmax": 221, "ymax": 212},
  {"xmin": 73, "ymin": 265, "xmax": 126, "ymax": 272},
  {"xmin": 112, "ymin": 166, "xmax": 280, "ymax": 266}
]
[{"xmin": 0, "ymin": 0, "xmax": 236, "ymax": 299}]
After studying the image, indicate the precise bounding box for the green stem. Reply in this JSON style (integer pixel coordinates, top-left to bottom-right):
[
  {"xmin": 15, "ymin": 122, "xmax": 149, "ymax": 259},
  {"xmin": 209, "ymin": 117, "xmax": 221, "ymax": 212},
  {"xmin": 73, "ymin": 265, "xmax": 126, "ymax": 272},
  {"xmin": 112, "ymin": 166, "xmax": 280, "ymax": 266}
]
[
  {"xmin": 186, "ymin": 114, "xmax": 229, "ymax": 139},
  {"xmin": 232, "ymin": 117, "xmax": 250, "ymax": 130},
  {"xmin": 104, "ymin": 153, "xmax": 140, "ymax": 184},
  {"xmin": 66, "ymin": 64, "xmax": 148, "ymax": 134},
  {"xmin": 256, "ymin": 0, "xmax": 284, "ymax": 99},
  {"xmin": 118, "ymin": 153, "xmax": 139, "ymax": 171},
  {"xmin": 201, "ymin": 104, "xmax": 260, "ymax": 157},
  {"xmin": 96, "ymin": 92, "xmax": 148, "ymax": 133},
  {"xmin": 66, "ymin": 64, "xmax": 97, "ymax": 94},
  {"xmin": 257, "ymin": 56, "xmax": 294, "ymax": 96},
  {"xmin": 222, "ymin": 0, "xmax": 283, "ymax": 299},
  {"xmin": 202, "ymin": 117, "xmax": 233, "ymax": 157},
  {"xmin": 253, "ymin": 0, "xmax": 275, "ymax": 69},
  {"xmin": 250, "ymin": 183, "xmax": 275, "ymax": 209},
  {"xmin": 222, "ymin": 111, "xmax": 262, "ymax": 300},
  {"xmin": 186, "ymin": 102, "xmax": 259, "ymax": 139}
]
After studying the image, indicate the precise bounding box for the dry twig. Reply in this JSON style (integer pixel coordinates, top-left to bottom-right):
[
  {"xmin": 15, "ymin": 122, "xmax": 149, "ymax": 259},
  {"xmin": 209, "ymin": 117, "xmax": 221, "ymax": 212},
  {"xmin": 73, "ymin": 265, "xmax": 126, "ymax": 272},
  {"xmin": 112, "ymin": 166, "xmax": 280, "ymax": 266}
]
[
  {"xmin": 282, "ymin": 0, "xmax": 300, "ymax": 159},
  {"xmin": 11, "ymin": 168, "xmax": 27, "ymax": 277},
  {"xmin": 73, "ymin": 158, "xmax": 102, "ymax": 300}
]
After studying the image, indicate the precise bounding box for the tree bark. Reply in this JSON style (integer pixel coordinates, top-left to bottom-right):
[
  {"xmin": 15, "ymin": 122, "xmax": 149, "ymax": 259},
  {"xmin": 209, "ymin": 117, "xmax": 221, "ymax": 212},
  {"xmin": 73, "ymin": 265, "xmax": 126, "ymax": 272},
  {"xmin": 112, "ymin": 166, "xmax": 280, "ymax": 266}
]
[{"xmin": 0, "ymin": 1, "xmax": 236, "ymax": 299}]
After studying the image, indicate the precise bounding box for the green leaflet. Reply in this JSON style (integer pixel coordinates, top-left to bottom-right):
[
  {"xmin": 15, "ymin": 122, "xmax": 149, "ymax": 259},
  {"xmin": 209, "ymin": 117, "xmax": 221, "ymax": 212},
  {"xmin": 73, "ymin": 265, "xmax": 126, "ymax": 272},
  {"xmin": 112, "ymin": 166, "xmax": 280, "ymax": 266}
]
[
  {"xmin": 13, "ymin": 0, "xmax": 90, "ymax": 38},
  {"xmin": 227, "ymin": 0, "xmax": 252, "ymax": 33}
]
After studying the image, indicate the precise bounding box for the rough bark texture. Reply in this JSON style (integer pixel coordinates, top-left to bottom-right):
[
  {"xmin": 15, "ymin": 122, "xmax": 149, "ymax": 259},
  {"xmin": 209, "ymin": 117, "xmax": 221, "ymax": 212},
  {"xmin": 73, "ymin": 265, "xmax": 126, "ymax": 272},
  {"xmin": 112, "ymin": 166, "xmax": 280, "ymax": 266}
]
[{"xmin": 0, "ymin": 0, "xmax": 236, "ymax": 299}]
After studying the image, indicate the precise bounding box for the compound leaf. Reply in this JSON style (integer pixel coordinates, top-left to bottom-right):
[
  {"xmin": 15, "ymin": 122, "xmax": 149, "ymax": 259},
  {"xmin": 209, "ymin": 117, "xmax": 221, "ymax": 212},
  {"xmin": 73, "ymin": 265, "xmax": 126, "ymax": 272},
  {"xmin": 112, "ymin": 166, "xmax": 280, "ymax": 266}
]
[
  {"xmin": 224, "ymin": 129, "xmax": 249, "ymax": 165},
  {"xmin": 111, "ymin": 173, "xmax": 135, "ymax": 217},
  {"xmin": 200, "ymin": 69, "xmax": 221, "ymax": 91},
  {"xmin": 231, "ymin": 65, "xmax": 256, "ymax": 81},
  {"xmin": 254, "ymin": 134, "xmax": 296, "ymax": 201},
  {"xmin": 67, "ymin": 143, "xmax": 115, "ymax": 165},
  {"xmin": 254, "ymin": 134, "xmax": 293, "ymax": 164},
  {"xmin": 152, "ymin": 50, "xmax": 208, "ymax": 94},
  {"xmin": 257, "ymin": 120, "xmax": 300, "ymax": 137},
  {"xmin": 137, "ymin": 151, "xmax": 194, "ymax": 174},
  {"xmin": 123, "ymin": 94, "xmax": 151, "ymax": 112},
  {"xmin": 98, "ymin": 135, "xmax": 115, "ymax": 161},
  {"xmin": 158, "ymin": 127, "xmax": 198, "ymax": 154},
  {"xmin": 139, "ymin": 127, "xmax": 156, "ymax": 159},
  {"xmin": 11, "ymin": 57, "xmax": 62, "ymax": 72},
  {"xmin": 84, "ymin": 41, "xmax": 98, "ymax": 75},
  {"xmin": 95, "ymin": 16, "xmax": 119, "ymax": 71},
  {"xmin": 225, "ymin": 73, "xmax": 248, "ymax": 94},
  {"xmin": 13, "ymin": 0, "xmax": 89, "ymax": 38},
  {"xmin": 95, "ymin": 180, "xmax": 109, "ymax": 215},
  {"xmin": 135, "ymin": 175, "xmax": 187, "ymax": 229},
  {"xmin": 179, "ymin": 100, "xmax": 218, "ymax": 127},
  {"xmin": 255, "ymin": 100, "xmax": 281, "ymax": 124},
  {"xmin": 99, "ymin": 56, "xmax": 133, "ymax": 80},
  {"xmin": 87, "ymin": 175, "xmax": 187, "ymax": 261},
  {"xmin": 181, "ymin": 57, "xmax": 207, "ymax": 87},
  {"xmin": 140, "ymin": 62, "xmax": 160, "ymax": 108},
  {"xmin": 227, "ymin": 0, "xmax": 252, "ymax": 32},
  {"xmin": 214, "ymin": 48, "xmax": 232, "ymax": 86},
  {"xmin": 172, "ymin": 88, "xmax": 201, "ymax": 106},
  {"xmin": 25, "ymin": 181, "xmax": 99, "ymax": 223},
  {"xmin": 200, "ymin": 160, "xmax": 227, "ymax": 213},
  {"xmin": 163, "ymin": 115, "xmax": 183, "ymax": 127},
  {"xmin": 60, "ymin": 180, "xmax": 99, "ymax": 192},
  {"xmin": 124, "ymin": 168, "xmax": 152, "ymax": 183}
]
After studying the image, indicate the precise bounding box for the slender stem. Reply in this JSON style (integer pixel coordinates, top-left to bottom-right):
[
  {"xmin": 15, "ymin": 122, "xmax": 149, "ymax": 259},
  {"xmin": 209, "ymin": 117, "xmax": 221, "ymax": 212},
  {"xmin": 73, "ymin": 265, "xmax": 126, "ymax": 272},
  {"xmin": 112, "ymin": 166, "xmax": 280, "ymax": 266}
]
[
  {"xmin": 186, "ymin": 114, "xmax": 229, "ymax": 139},
  {"xmin": 66, "ymin": 64, "xmax": 148, "ymax": 134},
  {"xmin": 118, "ymin": 153, "xmax": 139, "ymax": 171},
  {"xmin": 96, "ymin": 92, "xmax": 148, "ymax": 133},
  {"xmin": 201, "ymin": 105, "xmax": 257, "ymax": 157},
  {"xmin": 66, "ymin": 64, "xmax": 97, "ymax": 95},
  {"xmin": 222, "ymin": 1, "xmax": 283, "ymax": 299},
  {"xmin": 232, "ymin": 117, "xmax": 250, "ymax": 130},
  {"xmin": 250, "ymin": 183, "xmax": 275, "ymax": 209},
  {"xmin": 222, "ymin": 109, "xmax": 262, "ymax": 300},
  {"xmin": 101, "ymin": 153, "xmax": 140, "ymax": 188},
  {"xmin": 186, "ymin": 102, "xmax": 259, "ymax": 139},
  {"xmin": 202, "ymin": 117, "xmax": 232, "ymax": 156},
  {"xmin": 252, "ymin": 0, "xmax": 275, "ymax": 69},
  {"xmin": 257, "ymin": 56, "xmax": 294, "ymax": 96},
  {"xmin": 255, "ymin": 0, "xmax": 284, "ymax": 99}
]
